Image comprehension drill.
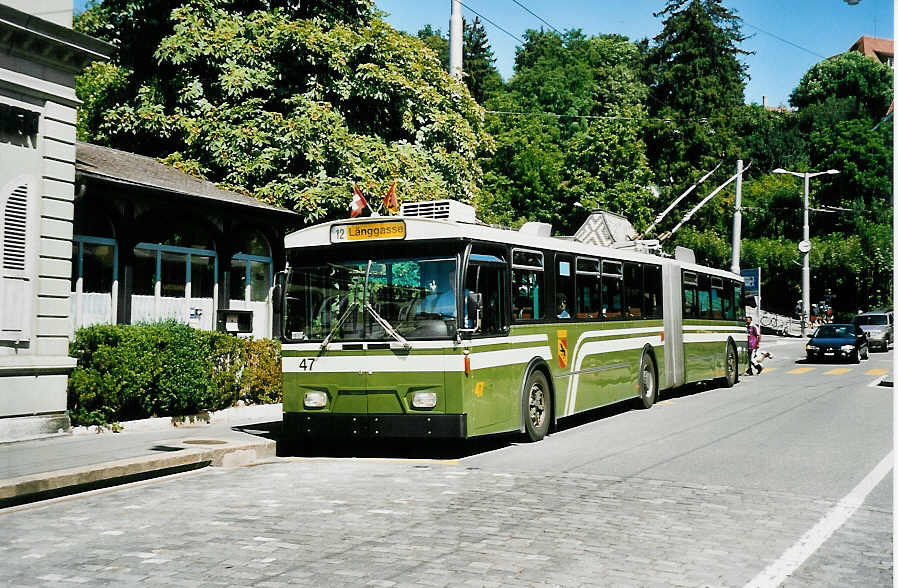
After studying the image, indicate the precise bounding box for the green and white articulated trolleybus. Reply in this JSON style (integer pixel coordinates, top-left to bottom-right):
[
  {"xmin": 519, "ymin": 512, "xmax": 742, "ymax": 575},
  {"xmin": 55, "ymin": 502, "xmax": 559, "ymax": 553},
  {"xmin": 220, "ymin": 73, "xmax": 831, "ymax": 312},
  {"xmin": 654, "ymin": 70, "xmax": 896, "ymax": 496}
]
[{"xmin": 280, "ymin": 201, "xmax": 746, "ymax": 443}]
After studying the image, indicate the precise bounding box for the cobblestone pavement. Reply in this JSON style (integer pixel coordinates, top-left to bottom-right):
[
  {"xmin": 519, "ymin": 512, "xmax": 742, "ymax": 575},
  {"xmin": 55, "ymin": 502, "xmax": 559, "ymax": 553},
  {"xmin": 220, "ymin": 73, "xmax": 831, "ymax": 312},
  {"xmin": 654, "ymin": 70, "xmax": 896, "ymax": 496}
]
[{"xmin": 1, "ymin": 457, "xmax": 891, "ymax": 587}]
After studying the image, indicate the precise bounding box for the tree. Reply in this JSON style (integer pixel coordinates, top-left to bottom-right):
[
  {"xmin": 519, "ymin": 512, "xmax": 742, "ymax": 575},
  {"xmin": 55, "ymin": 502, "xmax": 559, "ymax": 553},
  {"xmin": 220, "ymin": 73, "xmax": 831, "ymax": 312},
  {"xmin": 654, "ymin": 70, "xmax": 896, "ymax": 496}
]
[
  {"xmin": 647, "ymin": 0, "xmax": 749, "ymax": 119},
  {"xmin": 462, "ymin": 17, "xmax": 502, "ymax": 104},
  {"xmin": 645, "ymin": 0, "xmax": 751, "ymax": 246},
  {"xmin": 478, "ymin": 31, "xmax": 654, "ymax": 234},
  {"xmin": 790, "ymin": 52, "xmax": 893, "ymax": 118},
  {"xmin": 75, "ymin": 0, "xmax": 492, "ymax": 223},
  {"xmin": 416, "ymin": 25, "xmax": 449, "ymax": 71}
]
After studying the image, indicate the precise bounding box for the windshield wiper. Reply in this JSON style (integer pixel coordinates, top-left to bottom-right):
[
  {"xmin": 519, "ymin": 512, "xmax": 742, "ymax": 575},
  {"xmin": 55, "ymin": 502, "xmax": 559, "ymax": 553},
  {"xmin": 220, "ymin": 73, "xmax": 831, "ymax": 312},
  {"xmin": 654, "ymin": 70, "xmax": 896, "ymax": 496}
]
[
  {"xmin": 320, "ymin": 299, "xmax": 358, "ymax": 350},
  {"xmin": 364, "ymin": 303, "xmax": 411, "ymax": 350}
]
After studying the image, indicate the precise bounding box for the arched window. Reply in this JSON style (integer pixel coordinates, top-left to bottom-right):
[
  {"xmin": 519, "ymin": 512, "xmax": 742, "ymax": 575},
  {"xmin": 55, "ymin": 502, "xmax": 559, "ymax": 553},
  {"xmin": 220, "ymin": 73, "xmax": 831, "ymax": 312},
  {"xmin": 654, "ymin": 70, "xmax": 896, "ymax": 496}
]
[{"xmin": 230, "ymin": 231, "xmax": 272, "ymax": 303}]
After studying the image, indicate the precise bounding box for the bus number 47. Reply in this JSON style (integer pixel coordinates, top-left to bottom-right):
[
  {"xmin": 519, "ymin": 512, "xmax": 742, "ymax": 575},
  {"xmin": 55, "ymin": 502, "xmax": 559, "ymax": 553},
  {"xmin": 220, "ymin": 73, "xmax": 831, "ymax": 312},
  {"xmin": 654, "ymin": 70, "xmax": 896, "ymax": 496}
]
[{"xmin": 297, "ymin": 358, "xmax": 316, "ymax": 371}]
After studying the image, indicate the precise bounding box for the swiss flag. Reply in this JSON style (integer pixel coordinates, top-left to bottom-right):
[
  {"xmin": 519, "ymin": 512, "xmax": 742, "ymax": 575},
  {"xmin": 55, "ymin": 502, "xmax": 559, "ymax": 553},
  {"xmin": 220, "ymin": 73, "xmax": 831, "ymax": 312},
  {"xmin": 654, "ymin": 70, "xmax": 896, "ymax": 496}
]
[{"xmin": 350, "ymin": 185, "xmax": 369, "ymax": 218}]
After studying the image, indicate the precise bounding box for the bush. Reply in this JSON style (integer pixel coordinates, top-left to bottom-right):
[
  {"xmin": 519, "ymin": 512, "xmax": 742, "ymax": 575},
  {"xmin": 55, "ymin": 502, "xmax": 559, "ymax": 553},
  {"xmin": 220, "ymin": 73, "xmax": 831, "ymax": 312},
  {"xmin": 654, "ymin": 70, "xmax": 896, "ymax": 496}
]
[{"xmin": 68, "ymin": 321, "xmax": 282, "ymax": 427}]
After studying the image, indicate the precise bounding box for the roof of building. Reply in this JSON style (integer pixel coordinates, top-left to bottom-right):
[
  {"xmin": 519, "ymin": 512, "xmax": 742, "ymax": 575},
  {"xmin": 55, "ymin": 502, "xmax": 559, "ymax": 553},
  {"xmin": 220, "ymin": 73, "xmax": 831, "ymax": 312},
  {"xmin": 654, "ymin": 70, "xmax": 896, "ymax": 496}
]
[
  {"xmin": 75, "ymin": 142, "xmax": 297, "ymax": 218},
  {"xmin": 848, "ymin": 35, "xmax": 894, "ymax": 63},
  {"xmin": 0, "ymin": 4, "xmax": 112, "ymax": 70}
]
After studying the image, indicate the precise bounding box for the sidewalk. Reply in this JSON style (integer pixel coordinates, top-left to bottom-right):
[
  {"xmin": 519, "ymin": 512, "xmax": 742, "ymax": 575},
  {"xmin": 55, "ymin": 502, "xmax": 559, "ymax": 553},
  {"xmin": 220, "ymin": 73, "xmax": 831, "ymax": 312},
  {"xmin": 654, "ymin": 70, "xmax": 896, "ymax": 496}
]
[{"xmin": 0, "ymin": 405, "xmax": 281, "ymax": 509}]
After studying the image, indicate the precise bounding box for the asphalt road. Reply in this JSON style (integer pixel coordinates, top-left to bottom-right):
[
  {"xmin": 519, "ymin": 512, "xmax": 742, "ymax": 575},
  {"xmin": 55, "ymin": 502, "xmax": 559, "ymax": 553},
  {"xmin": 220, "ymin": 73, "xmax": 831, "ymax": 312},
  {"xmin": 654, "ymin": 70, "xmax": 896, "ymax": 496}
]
[{"xmin": 2, "ymin": 337, "xmax": 892, "ymax": 587}]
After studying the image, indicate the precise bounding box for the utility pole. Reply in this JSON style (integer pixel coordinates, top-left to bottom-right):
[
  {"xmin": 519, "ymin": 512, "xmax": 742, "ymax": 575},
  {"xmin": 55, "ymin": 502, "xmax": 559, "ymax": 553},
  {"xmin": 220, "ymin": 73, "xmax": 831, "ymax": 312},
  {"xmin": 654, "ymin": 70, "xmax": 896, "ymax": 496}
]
[
  {"xmin": 449, "ymin": 0, "xmax": 463, "ymax": 80},
  {"xmin": 773, "ymin": 168, "xmax": 840, "ymax": 337},
  {"xmin": 730, "ymin": 159, "xmax": 743, "ymax": 274}
]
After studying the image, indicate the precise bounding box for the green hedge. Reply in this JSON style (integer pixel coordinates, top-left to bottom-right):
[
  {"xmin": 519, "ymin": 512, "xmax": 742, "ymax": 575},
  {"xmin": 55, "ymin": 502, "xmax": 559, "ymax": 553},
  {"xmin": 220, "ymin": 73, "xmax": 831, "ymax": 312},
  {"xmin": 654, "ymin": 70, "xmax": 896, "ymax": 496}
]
[{"xmin": 68, "ymin": 321, "xmax": 281, "ymax": 426}]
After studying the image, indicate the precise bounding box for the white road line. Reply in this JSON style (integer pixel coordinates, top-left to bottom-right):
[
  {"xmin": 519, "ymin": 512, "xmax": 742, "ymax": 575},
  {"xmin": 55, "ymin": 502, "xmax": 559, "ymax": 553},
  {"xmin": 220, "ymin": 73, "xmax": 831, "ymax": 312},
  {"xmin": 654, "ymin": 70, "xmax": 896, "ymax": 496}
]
[
  {"xmin": 867, "ymin": 376, "xmax": 886, "ymax": 388},
  {"xmin": 744, "ymin": 451, "xmax": 893, "ymax": 588}
]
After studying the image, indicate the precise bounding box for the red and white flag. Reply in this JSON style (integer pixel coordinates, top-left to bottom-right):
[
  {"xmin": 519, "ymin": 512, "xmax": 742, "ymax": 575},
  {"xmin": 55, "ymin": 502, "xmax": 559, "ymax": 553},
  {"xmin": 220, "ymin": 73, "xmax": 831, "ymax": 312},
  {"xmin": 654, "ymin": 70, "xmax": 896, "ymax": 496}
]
[{"xmin": 350, "ymin": 184, "xmax": 369, "ymax": 218}]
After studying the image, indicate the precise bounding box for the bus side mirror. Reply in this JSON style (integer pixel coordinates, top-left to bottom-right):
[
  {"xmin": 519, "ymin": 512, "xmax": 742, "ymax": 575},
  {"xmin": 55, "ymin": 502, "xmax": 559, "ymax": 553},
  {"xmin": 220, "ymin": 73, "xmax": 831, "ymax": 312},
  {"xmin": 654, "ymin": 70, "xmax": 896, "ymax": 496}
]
[
  {"xmin": 466, "ymin": 292, "xmax": 483, "ymax": 331},
  {"xmin": 274, "ymin": 270, "xmax": 288, "ymax": 312}
]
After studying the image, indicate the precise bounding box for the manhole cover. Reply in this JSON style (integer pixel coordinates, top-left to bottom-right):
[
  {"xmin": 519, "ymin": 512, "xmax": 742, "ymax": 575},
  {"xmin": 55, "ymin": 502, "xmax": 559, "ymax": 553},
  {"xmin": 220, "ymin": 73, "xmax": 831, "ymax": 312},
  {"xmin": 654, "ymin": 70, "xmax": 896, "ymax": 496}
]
[{"xmin": 182, "ymin": 439, "xmax": 228, "ymax": 445}]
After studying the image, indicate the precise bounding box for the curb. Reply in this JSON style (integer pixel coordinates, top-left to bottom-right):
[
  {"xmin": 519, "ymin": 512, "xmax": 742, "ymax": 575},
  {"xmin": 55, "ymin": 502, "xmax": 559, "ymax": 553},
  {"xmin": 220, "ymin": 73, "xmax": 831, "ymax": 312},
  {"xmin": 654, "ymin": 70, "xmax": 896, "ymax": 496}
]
[
  {"xmin": 0, "ymin": 435, "xmax": 275, "ymax": 509},
  {"xmin": 71, "ymin": 403, "xmax": 283, "ymax": 435}
]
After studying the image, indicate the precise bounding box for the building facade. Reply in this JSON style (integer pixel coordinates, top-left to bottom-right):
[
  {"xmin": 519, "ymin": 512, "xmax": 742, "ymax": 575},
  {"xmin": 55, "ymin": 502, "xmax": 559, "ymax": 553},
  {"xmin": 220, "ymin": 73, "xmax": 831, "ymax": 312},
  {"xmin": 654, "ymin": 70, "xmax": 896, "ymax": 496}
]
[
  {"xmin": 72, "ymin": 142, "xmax": 298, "ymax": 340},
  {"xmin": 0, "ymin": 3, "xmax": 111, "ymax": 440}
]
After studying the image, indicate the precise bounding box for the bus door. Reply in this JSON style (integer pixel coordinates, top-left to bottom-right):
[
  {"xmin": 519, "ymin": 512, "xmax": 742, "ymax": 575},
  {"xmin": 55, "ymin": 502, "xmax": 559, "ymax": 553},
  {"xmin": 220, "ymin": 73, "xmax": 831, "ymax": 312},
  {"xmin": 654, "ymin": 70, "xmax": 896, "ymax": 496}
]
[{"xmin": 464, "ymin": 251, "xmax": 511, "ymax": 433}]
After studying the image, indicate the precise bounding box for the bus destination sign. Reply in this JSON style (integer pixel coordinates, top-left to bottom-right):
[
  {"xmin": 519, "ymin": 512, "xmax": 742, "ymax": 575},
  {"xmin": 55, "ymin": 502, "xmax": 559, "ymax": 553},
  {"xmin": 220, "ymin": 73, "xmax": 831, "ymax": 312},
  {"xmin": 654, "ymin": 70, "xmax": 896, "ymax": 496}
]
[{"xmin": 330, "ymin": 220, "xmax": 406, "ymax": 243}]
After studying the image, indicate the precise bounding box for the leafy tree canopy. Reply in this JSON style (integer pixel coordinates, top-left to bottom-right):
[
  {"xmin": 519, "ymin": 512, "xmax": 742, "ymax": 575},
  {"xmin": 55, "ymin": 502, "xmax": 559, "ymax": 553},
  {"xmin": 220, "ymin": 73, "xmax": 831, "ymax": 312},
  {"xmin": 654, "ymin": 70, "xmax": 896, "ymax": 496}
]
[
  {"xmin": 76, "ymin": 0, "xmax": 492, "ymax": 222},
  {"xmin": 790, "ymin": 52, "xmax": 893, "ymax": 118}
]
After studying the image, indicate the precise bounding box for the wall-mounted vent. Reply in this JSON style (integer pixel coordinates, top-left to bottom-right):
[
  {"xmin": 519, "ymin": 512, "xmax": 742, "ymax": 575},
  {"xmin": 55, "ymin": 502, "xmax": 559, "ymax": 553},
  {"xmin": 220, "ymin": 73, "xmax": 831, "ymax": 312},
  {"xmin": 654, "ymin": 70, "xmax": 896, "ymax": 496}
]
[
  {"xmin": 2, "ymin": 184, "xmax": 27, "ymax": 271},
  {"xmin": 400, "ymin": 200, "xmax": 477, "ymax": 223}
]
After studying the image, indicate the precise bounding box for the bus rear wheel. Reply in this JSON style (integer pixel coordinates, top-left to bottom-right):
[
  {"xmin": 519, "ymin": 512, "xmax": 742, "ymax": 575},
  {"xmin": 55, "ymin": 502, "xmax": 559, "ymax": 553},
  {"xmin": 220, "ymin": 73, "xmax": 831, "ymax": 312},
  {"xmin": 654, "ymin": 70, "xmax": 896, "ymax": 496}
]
[
  {"xmin": 722, "ymin": 343, "xmax": 738, "ymax": 388},
  {"xmin": 637, "ymin": 352, "xmax": 657, "ymax": 409},
  {"xmin": 523, "ymin": 370, "xmax": 551, "ymax": 442}
]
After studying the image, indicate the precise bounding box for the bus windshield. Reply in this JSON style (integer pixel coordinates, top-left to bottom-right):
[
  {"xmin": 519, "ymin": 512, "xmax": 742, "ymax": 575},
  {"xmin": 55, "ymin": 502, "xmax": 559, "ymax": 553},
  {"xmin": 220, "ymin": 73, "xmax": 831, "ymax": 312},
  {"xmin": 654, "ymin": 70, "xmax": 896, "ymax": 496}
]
[{"xmin": 284, "ymin": 256, "xmax": 458, "ymax": 342}]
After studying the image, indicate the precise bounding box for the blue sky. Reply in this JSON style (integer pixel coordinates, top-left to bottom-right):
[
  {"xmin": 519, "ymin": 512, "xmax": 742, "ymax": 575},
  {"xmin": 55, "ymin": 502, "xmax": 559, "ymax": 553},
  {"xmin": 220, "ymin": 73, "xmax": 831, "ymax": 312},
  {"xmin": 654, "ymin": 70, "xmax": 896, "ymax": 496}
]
[
  {"xmin": 73, "ymin": 0, "xmax": 893, "ymax": 107},
  {"xmin": 379, "ymin": 0, "xmax": 894, "ymax": 107}
]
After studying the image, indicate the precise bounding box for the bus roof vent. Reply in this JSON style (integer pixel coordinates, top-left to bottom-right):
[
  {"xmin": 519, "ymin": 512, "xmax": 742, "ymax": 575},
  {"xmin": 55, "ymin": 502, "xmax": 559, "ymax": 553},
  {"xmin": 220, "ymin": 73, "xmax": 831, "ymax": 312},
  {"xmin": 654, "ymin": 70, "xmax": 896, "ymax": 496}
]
[
  {"xmin": 400, "ymin": 199, "xmax": 477, "ymax": 223},
  {"xmin": 674, "ymin": 246, "xmax": 696, "ymax": 264},
  {"xmin": 574, "ymin": 210, "xmax": 636, "ymax": 247},
  {"xmin": 519, "ymin": 221, "xmax": 552, "ymax": 238}
]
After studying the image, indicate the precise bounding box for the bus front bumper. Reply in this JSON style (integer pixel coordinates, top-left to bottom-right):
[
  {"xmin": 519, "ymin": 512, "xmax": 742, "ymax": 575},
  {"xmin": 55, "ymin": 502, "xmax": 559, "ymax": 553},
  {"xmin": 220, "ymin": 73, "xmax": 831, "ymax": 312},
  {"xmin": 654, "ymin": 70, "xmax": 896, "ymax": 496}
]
[{"xmin": 284, "ymin": 412, "xmax": 468, "ymax": 439}]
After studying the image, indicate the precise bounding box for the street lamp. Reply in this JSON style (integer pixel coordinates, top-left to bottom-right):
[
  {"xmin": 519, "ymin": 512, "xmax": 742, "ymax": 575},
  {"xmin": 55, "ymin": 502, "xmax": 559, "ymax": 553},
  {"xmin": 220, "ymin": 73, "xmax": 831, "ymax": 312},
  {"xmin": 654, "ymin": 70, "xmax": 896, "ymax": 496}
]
[{"xmin": 772, "ymin": 168, "xmax": 840, "ymax": 336}]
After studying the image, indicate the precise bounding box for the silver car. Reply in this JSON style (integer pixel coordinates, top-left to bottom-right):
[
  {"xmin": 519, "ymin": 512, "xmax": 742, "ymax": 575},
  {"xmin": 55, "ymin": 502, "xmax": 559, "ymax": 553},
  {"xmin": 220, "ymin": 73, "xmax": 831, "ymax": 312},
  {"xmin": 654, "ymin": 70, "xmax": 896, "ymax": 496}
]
[{"xmin": 853, "ymin": 311, "xmax": 893, "ymax": 351}]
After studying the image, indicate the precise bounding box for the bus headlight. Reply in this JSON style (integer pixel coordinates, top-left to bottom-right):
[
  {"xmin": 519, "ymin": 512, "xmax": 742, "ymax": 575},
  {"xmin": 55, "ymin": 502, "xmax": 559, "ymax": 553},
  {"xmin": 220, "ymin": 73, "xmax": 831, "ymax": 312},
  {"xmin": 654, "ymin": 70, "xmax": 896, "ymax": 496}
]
[
  {"xmin": 411, "ymin": 392, "xmax": 438, "ymax": 409},
  {"xmin": 304, "ymin": 391, "xmax": 327, "ymax": 408},
  {"xmin": 806, "ymin": 345, "xmax": 818, "ymax": 351},
  {"xmin": 840, "ymin": 344, "xmax": 855, "ymax": 352}
]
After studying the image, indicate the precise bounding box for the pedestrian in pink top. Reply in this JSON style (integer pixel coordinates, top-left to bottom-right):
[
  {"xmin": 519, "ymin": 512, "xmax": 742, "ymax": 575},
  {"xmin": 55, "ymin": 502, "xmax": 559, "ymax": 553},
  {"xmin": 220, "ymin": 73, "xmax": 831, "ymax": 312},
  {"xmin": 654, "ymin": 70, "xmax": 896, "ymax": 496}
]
[{"xmin": 745, "ymin": 316, "xmax": 762, "ymax": 375}]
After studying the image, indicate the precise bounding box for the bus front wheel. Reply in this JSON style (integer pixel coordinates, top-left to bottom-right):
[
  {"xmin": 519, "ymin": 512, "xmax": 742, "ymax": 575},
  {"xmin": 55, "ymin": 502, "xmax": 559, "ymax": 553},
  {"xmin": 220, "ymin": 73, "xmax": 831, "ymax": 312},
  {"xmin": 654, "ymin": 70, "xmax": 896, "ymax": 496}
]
[
  {"xmin": 638, "ymin": 352, "xmax": 657, "ymax": 409},
  {"xmin": 523, "ymin": 370, "xmax": 551, "ymax": 442}
]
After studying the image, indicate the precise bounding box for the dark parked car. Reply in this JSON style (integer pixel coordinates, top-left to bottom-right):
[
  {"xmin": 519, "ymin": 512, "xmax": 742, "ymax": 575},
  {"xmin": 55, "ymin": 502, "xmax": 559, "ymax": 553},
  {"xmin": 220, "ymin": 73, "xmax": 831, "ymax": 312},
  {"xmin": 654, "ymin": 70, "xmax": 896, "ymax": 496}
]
[
  {"xmin": 853, "ymin": 311, "xmax": 893, "ymax": 352},
  {"xmin": 806, "ymin": 323, "xmax": 869, "ymax": 363}
]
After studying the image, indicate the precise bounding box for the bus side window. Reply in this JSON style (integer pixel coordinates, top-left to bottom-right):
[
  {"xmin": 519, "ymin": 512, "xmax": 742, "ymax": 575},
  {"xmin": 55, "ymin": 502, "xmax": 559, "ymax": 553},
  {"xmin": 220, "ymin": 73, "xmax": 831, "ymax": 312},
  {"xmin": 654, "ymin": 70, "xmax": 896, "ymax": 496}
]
[
  {"xmin": 683, "ymin": 271, "xmax": 698, "ymax": 318},
  {"xmin": 576, "ymin": 257, "xmax": 600, "ymax": 319},
  {"xmin": 711, "ymin": 277, "xmax": 724, "ymax": 319},
  {"xmin": 734, "ymin": 283, "xmax": 746, "ymax": 320},
  {"xmin": 722, "ymin": 279, "xmax": 735, "ymax": 320},
  {"xmin": 512, "ymin": 249, "xmax": 545, "ymax": 321},
  {"xmin": 643, "ymin": 265, "xmax": 662, "ymax": 318},
  {"xmin": 624, "ymin": 262, "xmax": 642, "ymax": 319},
  {"xmin": 698, "ymin": 274, "xmax": 712, "ymax": 318},
  {"xmin": 556, "ymin": 255, "xmax": 573, "ymax": 319},
  {"xmin": 601, "ymin": 260, "xmax": 623, "ymax": 319}
]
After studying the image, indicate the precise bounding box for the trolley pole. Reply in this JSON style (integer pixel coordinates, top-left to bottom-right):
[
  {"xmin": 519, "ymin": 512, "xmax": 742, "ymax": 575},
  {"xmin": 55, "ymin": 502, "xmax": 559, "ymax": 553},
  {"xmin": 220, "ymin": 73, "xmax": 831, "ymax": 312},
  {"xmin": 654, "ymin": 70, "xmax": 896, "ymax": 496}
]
[
  {"xmin": 730, "ymin": 159, "xmax": 743, "ymax": 275},
  {"xmin": 801, "ymin": 172, "xmax": 810, "ymax": 337},
  {"xmin": 449, "ymin": 0, "xmax": 463, "ymax": 80},
  {"xmin": 773, "ymin": 167, "xmax": 839, "ymax": 337}
]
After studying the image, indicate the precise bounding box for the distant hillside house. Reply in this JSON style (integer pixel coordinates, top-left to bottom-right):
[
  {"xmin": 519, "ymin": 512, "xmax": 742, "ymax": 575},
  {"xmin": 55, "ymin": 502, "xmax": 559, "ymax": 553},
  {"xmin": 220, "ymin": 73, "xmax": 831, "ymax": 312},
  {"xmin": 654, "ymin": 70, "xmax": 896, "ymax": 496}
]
[
  {"xmin": 848, "ymin": 35, "xmax": 894, "ymax": 68},
  {"xmin": 0, "ymin": 2, "xmax": 111, "ymax": 441}
]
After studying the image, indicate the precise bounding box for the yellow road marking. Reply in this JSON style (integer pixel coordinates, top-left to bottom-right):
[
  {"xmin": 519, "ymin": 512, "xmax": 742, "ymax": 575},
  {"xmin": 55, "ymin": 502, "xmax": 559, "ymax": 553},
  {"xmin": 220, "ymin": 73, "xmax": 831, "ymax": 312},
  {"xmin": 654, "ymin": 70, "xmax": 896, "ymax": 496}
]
[
  {"xmin": 866, "ymin": 368, "xmax": 888, "ymax": 376},
  {"xmin": 824, "ymin": 368, "xmax": 853, "ymax": 375},
  {"xmin": 761, "ymin": 367, "xmax": 777, "ymax": 372},
  {"xmin": 788, "ymin": 367, "xmax": 815, "ymax": 374}
]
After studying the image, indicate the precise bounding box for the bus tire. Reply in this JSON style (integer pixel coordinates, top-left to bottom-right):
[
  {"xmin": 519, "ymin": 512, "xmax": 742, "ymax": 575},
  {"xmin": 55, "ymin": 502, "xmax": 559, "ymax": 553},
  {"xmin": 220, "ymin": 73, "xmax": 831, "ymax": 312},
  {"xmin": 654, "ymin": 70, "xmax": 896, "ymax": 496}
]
[
  {"xmin": 523, "ymin": 370, "xmax": 551, "ymax": 442},
  {"xmin": 722, "ymin": 342, "xmax": 738, "ymax": 388},
  {"xmin": 637, "ymin": 351, "xmax": 657, "ymax": 409}
]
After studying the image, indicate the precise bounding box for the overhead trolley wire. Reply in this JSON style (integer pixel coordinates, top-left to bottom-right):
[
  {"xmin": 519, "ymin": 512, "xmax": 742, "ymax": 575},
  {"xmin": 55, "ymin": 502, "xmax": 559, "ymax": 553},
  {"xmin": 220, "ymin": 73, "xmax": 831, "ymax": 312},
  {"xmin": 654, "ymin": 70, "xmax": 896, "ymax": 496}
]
[
  {"xmin": 742, "ymin": 21, "xmax": 827, "ymax": 60},
  {"xmin": 508, "ymin": 0, "xmax": 562, "ymax": 34},
  {"xmin": 458, "ymin": 1, "xmax": 526, "ymax": 45}
]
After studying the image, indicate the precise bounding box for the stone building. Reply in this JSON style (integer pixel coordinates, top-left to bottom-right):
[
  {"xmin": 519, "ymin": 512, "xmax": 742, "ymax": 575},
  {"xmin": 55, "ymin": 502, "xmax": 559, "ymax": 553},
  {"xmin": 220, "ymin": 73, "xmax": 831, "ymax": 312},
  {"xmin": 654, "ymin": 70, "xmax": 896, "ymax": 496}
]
[{"xmin": 0, "ymin": 2, "xmax": 111, "ymax": 440}]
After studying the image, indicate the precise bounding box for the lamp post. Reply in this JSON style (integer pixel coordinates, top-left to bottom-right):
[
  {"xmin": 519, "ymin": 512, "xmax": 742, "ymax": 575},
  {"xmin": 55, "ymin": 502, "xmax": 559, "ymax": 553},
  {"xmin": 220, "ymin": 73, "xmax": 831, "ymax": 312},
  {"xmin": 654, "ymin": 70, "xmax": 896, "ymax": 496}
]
[{"xmin": 772, "ymin": 168, "xmax": 840, "ymax": 336}]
